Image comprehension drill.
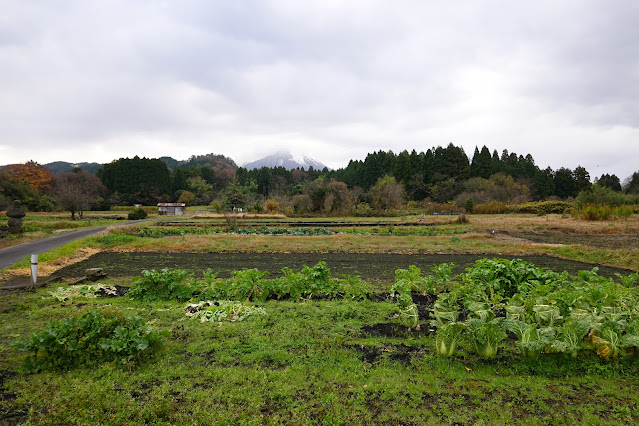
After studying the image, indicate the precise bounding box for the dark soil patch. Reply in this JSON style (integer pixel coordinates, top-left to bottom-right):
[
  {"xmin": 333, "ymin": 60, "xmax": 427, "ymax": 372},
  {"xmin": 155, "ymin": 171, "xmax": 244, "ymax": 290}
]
[
  {"xmin": 0, "ymin": 370, "xmax": 17, "ymax": 400},
  {"xmin": 369, "ymin": 292, "xmax": 392, "ymax": 302},
  {"xmin": 348, "ymin": 343, "xmax": 427, "ymax": 364},
  {"xmin": 360, "ymin": 322, "xmax": 434, "ymax": 338},
  {"xmin": 511, "ymin": 232, "xmax": 639, "ymax": 250},
  {"xmin": 412, "ymin": 293, "xmax": 437, "ymax": 306},
  {"xmin": 0, "ymin": 370, "xmax": 28, "ymax": 426},
  {"xmin": 51, "ymin": 252, "xmax": 633, "ymax": 280}
]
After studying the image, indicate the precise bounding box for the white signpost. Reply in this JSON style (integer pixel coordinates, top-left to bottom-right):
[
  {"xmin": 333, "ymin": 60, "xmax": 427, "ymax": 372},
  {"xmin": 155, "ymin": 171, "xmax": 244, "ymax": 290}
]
[{"xmin": 30, "ymin": 254, "xmax": 38, "ymax": 285}]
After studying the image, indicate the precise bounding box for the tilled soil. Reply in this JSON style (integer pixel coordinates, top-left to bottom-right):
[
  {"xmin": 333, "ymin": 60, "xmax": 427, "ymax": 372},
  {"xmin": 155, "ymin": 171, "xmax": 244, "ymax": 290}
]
[{"xmin": 51, "ymin": 252, "xmax": 634, "ymax": 280}]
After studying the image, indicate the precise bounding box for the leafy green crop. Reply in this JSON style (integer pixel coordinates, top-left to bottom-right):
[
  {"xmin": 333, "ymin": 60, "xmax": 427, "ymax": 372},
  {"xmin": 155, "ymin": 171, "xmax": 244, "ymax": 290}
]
[
  {"xmin": 465, "ymin": 318, "xmax": 507, "ymax": 359},
  {"xmin": 128, "ymin": 268, "xmax": 199, "ymax": 302},
  {"xmin": 12, "ymin": 311, "xmax": 167, "ymax": 373},
  {"xmin": 431, "ymin": 292, "xmax": 460, "ymax": 326},
  {"xmin": 185, "ymin": 301, "xmax": 267, "ymax": 323},
  {"xmin": 549, "ymin": 320, "xmax": 592, "ymax": 359},
  {"xmin": 196, "ymin": 262, "xmax": 371, "ymax": 303},
  {"xmin": 435, "ymin": 322, "xmax": 465, "ymax": 357},
  {"xmin": 503, "ymin": 319, "xmax": 553, "ymax": 359},
  {"xmin": 390, "ymin": 269, "xmax": 420, "ymax": 329}
]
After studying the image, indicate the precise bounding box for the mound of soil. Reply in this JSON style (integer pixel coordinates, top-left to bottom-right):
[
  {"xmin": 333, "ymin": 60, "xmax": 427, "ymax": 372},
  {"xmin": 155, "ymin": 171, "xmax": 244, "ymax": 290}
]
[
  {"xmin": 360, "ymin": 323, "xmax": 434, "ymax": 338},
  {"xmin": 348, "ymin": 343, "xmax": 428, "ymax": 364}
]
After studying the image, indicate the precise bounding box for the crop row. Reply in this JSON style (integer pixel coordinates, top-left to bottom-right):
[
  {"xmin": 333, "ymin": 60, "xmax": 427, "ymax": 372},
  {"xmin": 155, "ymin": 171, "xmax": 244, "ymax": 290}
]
[
  {"xmin": 138, "ymin": 227, "xmax": 334, "ymax": 237},
  {"xmin": 136, "ymin": 226, "xmax": 463, "ymax": 238},
  {"xmin": 391, "ymin": 259, "xmax": 639, "ymax": 361},
  {"xmin": 126, "ymin": 261, "xmax": 371, "ymax": 302}
]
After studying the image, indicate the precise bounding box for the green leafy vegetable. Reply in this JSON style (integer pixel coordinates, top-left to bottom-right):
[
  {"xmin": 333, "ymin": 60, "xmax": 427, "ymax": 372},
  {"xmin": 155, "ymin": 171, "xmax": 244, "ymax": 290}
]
[
  {"xmin": 465, "ymin": 318, "xmax": 507, "ymax": 359},
  {"xmin": 435, "ymin": 322, "xmax": 465, "ymax": 357}
]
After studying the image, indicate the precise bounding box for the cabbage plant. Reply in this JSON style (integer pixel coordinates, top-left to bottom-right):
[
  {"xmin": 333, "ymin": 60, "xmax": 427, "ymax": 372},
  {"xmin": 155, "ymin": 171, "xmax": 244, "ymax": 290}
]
[
  {"xmin": 503, "ymin": 319, "xmax": 553, "ymax": 360},
  {"xmin": 533, "ymin": 299, "xmax": 563, "ymax": 327},
  {"xmin": 465, "ymin": 318, "xmax": 507, "ymax": 359},
  {"xmin": 549, "ymin": 319, "xmax": 592, "ymax": 359},
  {"xmin": 505, "ymin": 295, "xmax": 527, "ymax": 322},
  {"xmin": 467, "ymin": 301, "xmax": 495, "ymax": 322},
  {"xmin": 435, "ymin": 322, "xmax": 465, "ymax": 357},
  {"xmin": 390, "ymin": 276, "xmax": 420, "ymax": 330},
  {"xmin": 431, "ymin": 293, "xmax": 459, "ymax": 326}
]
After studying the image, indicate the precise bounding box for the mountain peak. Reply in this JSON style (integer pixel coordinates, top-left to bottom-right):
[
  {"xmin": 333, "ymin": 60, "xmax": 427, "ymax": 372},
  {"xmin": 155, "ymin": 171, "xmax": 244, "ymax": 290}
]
[{"xmin": 242, "ymin": 151, "xmax": 328, "ymax": 171}]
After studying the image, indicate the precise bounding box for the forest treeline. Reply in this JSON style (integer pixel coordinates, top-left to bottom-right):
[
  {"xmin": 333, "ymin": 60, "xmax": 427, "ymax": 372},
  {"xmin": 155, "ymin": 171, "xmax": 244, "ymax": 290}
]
[{"xmin": 2, "ymin": 144, "xmax": 639, "ymax": 217}]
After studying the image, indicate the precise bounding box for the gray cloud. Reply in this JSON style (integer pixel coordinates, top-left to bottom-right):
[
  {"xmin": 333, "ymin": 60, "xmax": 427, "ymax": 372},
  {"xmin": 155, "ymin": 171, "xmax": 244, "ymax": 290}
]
[{"xmin": 1, "ymin": 0, "xmax": 638, "ymax": 180}]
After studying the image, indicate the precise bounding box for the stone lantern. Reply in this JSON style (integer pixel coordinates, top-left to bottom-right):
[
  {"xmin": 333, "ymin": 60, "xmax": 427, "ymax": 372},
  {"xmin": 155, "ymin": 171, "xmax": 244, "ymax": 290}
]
[{"xmin": 5, "ymin": 200, "xmax": 26, "ymax": 234}]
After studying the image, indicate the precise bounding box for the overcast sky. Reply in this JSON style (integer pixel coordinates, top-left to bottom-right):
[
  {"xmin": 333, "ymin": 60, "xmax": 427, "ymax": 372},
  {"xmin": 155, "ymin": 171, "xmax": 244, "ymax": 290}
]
[{"xmin": 1, "ymin": 1, "xmax": 638, "ymax": 180}]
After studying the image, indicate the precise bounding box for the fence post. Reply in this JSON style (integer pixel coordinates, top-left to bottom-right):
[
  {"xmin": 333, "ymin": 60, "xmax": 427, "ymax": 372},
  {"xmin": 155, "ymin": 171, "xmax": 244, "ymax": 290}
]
[{"xmin": 30, "ymin": 254, "xmax": 38, "ymax": 285}]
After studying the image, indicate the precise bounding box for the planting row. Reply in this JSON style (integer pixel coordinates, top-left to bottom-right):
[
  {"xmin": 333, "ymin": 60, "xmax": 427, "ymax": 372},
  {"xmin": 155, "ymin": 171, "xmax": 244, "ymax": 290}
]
[
  {"xmin": 391, "ymin": 259, "xmax": 639, "ymax": 361},
  {"xmin": 135, "ymin": 226, "xmax": 464, "ymax": 238}
]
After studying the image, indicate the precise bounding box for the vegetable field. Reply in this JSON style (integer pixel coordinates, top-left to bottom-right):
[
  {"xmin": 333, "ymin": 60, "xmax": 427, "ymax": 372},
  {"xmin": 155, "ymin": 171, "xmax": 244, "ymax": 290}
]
[{"xmin": 2, "ymin": 259, "xmax": 639, "ymax": 424}]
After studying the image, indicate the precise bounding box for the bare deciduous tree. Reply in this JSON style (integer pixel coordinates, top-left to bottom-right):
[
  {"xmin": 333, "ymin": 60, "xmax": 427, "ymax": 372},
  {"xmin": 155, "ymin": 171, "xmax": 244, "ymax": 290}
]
[{"xmin": 55, "ymin": 170, "xmax": 106, "ymax": 219}]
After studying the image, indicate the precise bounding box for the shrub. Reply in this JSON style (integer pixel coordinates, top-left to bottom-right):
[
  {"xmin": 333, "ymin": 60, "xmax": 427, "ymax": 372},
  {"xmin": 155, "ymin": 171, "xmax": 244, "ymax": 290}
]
[
  {"xmin": 515, "ymin": 201, "xmax": 573, "ymax": 215},
  {"xmin": 577, "ymin": 185, "xmax": 629, "ymax": 207},
  {"xmin": 422, "ymin": 202, "xmax": 464, "ymax": 214},
  {"xmin": 128, "ymin": 208, "xmax": 148, "ymax": 220},
  {"xmin": 472, "ymin": 201, "xmax": 510, "ymax": 214},
  {"xmin": 573, "ymin": 204, "xmax": 634, "ymax": 221},
  {"xmin": 353, "ymin": 202, "xmax": 374, "ymax": 217},
  {"xmin": 264, "ymin": 199, "xmax": 280, "ymax": 214},
  {"xmin": 457, "ymin": 213, "xmax": 469, "ymax": 224},
  {"xmin": 209, "ymin": 200, "xmax": 223, "ymax": 213},
  {"xmin": 12, "ymin": 310, "xmax": 167, "ymax": 372},
  {"xmin": 463, "ymin": 198, "xmax": 474, "ymax": 213},
  {"xmin": 585, "ymin": 205, "xmax": 612, "ymax": 221},
  {"xmin": 613, "ymin": 205, "xmax": 635, "ymax": 219},
  {"xmin": 128, "ymin": 268, "xmax": 199, "ymax": 302}
]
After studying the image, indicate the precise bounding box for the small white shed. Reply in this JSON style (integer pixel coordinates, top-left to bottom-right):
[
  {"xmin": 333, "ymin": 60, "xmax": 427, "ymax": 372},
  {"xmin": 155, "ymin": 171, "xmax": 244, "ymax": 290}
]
[{"xmin": 157, "ymin": 203, "xmax": 186, "ymax": 215}]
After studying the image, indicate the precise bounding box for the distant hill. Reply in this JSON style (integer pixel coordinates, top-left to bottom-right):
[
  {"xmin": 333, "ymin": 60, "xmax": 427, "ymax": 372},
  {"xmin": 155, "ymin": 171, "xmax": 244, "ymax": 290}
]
[
  {"xmin": 4, "ymin": 153, "xmax": 238, "ymax": 176},
  {"xmin": 242, "ymin": 151, "xmax": 328, "ymax": 171},
  {"xmin": 167, "ymin": 153, "xmax": 237, "ymax": 173},
  {"xmin": 43, "ymin": 161, "xmax": 103, "ymax": 174}
]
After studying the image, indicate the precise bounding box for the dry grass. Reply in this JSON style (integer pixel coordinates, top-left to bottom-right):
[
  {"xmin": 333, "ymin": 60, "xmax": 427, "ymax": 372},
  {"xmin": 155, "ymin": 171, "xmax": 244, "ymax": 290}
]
[
  {"xmin": 466, "ymin": 214, "xmax": 639, "ymax": 235},
  {"xmin": 0, "ymin": 246, "xmax": 100, "ymax": 283}
]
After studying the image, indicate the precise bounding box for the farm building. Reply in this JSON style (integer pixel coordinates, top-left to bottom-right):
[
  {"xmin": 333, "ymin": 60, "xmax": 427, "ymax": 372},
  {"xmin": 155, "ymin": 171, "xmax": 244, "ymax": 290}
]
[{"xmin": 157, "ymin": 203, "xmax": 186, "ymax": 215}]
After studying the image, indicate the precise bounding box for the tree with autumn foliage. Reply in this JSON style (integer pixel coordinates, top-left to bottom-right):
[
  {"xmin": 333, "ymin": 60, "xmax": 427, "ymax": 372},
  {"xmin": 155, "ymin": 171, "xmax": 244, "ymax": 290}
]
[
  {"xmin": 3, "ymin": 161, "xmax": 55, "ymax": 193},
  {"xmin": 1, "ymin": 162, "xmax": 56, "ymax": 211}
]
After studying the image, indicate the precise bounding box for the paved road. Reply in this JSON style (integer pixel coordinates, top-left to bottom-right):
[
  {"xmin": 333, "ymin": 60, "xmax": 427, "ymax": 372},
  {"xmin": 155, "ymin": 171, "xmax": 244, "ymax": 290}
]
[
  {"xmin": 0, "ymin": 212, "xmax": 203, "ymax": 270},
  {"xmin": 0, "ymin": 226, "xmax": 113, "ymax": 270}
]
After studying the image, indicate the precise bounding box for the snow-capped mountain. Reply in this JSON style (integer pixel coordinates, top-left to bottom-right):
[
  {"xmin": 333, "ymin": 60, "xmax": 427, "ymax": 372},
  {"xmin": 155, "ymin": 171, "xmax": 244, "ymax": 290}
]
[{"xmin": 242, "ymin": 151, "xmax": 328, "ymax": 171}]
